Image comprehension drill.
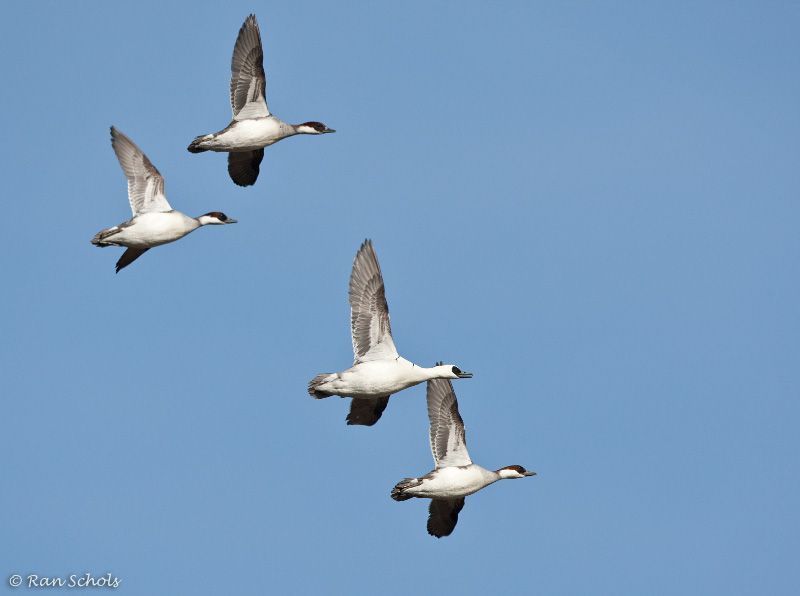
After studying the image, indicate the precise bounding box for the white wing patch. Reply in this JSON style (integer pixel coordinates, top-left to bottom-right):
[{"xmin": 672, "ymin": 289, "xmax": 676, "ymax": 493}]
[{"xmin": 235, "ymin": 100, "xmax": 269, "ymax": 121}]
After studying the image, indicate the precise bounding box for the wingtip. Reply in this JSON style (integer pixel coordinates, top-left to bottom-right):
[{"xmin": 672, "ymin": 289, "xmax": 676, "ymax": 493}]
[
  {"xmin": 109, "ymin": 126, "xmax": 129, "ymax": 148},
  {"xmin": 358, "ymin": 238, "xmax": 376, "ymax": 256},
  {"xmin": 242, "ymin": 13, "xmax": 259, "ymax": 30}
]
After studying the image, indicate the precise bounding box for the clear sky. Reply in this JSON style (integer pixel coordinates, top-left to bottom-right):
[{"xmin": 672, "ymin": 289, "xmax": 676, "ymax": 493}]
[{"xmin": 1, "ymin": 1, "xmax": 799, "ymax": 594}]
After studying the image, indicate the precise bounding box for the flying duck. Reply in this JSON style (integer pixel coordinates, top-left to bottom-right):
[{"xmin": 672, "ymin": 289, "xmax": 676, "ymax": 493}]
[
  {"xmin": 308, "ymin": 240, "xmax": 472, "ymax": 426},
  {"xmin": 391, "ymin": 370, "xmax": 536, "ymax": 538},
  {"xmin": 187, "ymin": 14, "xmax": 335, "ymax": 187},
  {"xmin": 92, "ymin": 127, "xmax": 237, "ymax": 273}
]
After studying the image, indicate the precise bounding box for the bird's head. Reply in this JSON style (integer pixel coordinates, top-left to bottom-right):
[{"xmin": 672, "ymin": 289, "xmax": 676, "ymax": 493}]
[
  {"xmin": 433, "ymin": 363, "xmax": 473, "ymax": 379},
  {"xmin": 197, "ymin": 211, "xmax": 238, "ymax": 226},
  {"xmin": 496, "ymin": 465, "xmax": 537, "ymax": 479},
  {"xmin": 295, "ymin": 121, "xmax": 336, "ymax": 135}
]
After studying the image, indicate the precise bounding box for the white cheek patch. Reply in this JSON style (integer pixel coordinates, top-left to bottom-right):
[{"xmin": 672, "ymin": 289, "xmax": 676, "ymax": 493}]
[{"xmin": 499, "ymin": 468, "xmax": 523, "ymax": 479}]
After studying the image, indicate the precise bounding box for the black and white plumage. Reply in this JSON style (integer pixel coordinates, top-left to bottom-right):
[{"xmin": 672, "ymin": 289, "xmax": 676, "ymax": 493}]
[
  {"xmin": 187, "ymin": 14, "xmax": 335, "ymax": 187},
  {"xmin": 92, "ymin": 127, "xmax": 237, "ymax": 273},
  {"xmin": 391, "ymin": 373, "xmax": 536, "ymax": 538},
  {"xmin": 308, "ymin": 240, "xmax": 472, "ymax": 427}
]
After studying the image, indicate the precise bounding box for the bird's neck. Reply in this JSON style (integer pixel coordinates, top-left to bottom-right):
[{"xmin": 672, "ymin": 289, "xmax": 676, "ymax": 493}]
[
  {"xmin": 395, "ymin": 358, "xmax": 440, "ymax": 383},
  {"xmin": 418, "ymin": 364, "xmax": 447, "ymax": 382}
]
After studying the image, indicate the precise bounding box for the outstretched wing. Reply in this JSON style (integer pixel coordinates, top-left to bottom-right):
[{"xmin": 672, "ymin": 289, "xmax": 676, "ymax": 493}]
[
  {"xmin": 349, "ymin": 239, "xmax": 398, "ymax": 363},
  {"xmin": 110, "ymin": 127, "xmax": 171, "ymax": 216},
  {"xmin": 427, "ymin": 498, "xmax": 465, "ymax": 538},
  {"xmin": 427, "ymin": 372, "xmax": 471, "ymax": 468},
  {"xmin": 230, "ymin": 14, "xmax": 269, "ymax": 120},
  {"xmin": 346, "ymin": 396, "xmax": 391, "ymax": 426}
]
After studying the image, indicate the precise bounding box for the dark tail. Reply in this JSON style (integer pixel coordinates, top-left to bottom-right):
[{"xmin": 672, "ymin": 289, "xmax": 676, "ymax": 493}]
[
  {"xmin": 91, "ymin": 226, "xmax": 120, "ymax": 247},
  {"xmin": 187, "ymin": 135, "xmax": 209, "ymax": 153},
  {"xmin": 308, "ymin": 373, "xmax": 334, "ymax": 399},
  {"xmin": 391, "ymin": 478, "xmax": 421, "ymax": 502}
]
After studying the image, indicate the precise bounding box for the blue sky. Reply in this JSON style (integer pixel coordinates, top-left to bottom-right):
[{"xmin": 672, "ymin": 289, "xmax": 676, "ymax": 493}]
[{"xmin": 1, "ymin": 1, "xmax": 799, "ymax": 594}]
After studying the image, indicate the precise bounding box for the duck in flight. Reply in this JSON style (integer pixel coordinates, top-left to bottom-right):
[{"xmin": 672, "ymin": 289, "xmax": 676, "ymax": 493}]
[
  {"xmin": 308, "ymin": 240, "xmax": 472, "ymax": 426},
  {"xmin": 188, "ymin": 14, "xmax": 335, "ymax": 187},
  {"xmin": 391, "ymin": 371, "xmax": 536, "ymax": 537},
  {"xmin": 92, "ymin": 127, "xmax": 237, "ymax": 273}
]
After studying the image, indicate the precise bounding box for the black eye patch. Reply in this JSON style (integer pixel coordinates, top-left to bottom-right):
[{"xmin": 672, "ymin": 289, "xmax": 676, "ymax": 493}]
[{"xmin": 452, "ymin": 366, "xmax": 462, "ymax": 375}]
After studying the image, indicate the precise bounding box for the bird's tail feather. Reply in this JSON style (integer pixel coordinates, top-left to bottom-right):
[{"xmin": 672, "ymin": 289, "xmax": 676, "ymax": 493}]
[
  {"xmin": 187, "ymin": 135, "xmax": 211, "ymax": 153},
  {"xmin": 91, "ymin": 226, "xmax": 121, "ymax": 247},
  {"xmin": 308, "ymin": 373, "xmax": 336, "ymax": 399},
  {"xmin": 391, "ymin": 478, "xmax": 421, "ymax": 501}
]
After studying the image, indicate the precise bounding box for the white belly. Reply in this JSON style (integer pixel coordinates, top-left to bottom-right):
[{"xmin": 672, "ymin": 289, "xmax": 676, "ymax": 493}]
[
  {"xmin": 213, "ymin": 118, "xmax": 288, "ymax": 151},
  {"xmin": 112, "ymin": 212, "xmax": 197, "ymax": 248},
  {"xmin": 410, "ymin": 466, "xmax": 495, "ymax": 498},
  {"xmin": 323, "ymin": 359, "xmax": 427, "ymax": 398}
]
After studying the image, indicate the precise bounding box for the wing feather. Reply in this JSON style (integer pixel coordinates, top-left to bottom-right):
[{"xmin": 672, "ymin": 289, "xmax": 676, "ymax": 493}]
[
  {"xmin": 110, "ymin": 127, "xmax": 171, "ymax": 216},
  {"xmin": 115, "ymin": 247, "xmax": 149, "ymax": 273},
  {"xmin": 427, "ymin": 374, "xmax": 471, "ymax": 468},
  {"xmin": 349, "ymin": 240, "xmax": 398, "ymax": 363},
  {"xmin": 230, "ymin": 14, "xmax": 269, "ymax": 120},
  {"xmin": 346, "ymin": 396, "xmax": 391, "ymax": 426},
  {"xmin": 427, "ymin": 498, "xmax": 465, "ymax": 538},
  {"xmin": 227, "ymin": 149, "xmax": 264, "ymax": 186}
]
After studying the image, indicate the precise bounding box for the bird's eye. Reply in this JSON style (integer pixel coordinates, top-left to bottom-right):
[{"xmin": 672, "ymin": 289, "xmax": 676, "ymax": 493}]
[{"xmin": 452, "ymin": 366, "xmax": 461, "ymax": 375}]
